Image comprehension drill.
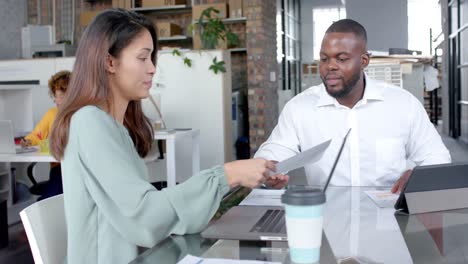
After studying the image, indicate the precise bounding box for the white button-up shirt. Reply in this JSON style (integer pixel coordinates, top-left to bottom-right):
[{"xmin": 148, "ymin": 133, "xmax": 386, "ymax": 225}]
[{"xmin": 255, "ymin": 77, "xmax": 451, "ymax": 187}]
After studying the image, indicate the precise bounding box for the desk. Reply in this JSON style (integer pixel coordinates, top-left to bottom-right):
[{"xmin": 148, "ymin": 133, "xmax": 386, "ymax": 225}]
[
  {"xmin": 0, "ymin": 129, "xmax": 200, "ymax": 204},
  {"xmin": 0, "ymin": 151, "xmax": 56, "ymax": 163},
  {"xmin": 132, "ymin": 187, "xmax": 468, "ymax": 263},
  {"xmin": 151, "ymin": 129, "xmax": 200, "ymax": 187},
  {"xmin": 0, "ymin": 150, "xmax": 56, "ymax": 207},
  {"xmin": 0, "ymin": 150, "xmax": 57, "ymax": 247}
]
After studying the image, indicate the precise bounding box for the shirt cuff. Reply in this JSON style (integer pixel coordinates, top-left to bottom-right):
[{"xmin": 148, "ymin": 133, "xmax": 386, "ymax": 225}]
[{"xmin": 212, "ymin": 165, "xmax": 230, "ymax": 196}]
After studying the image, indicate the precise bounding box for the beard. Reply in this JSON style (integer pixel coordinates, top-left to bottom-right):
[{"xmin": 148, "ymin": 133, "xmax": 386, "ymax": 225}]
[{"xmin": 322, "ymin": 70, "xmax": 362, "ymax": 99}]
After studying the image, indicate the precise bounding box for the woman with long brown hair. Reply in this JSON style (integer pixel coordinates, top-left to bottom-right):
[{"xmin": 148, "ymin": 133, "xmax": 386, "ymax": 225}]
[{"xmin": 49, "ymin": 9, "xmax": 287, "ymax": 264}]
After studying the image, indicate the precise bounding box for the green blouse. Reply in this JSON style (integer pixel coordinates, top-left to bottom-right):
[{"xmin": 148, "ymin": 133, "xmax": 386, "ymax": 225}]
[{"xmin": 61, "ymin": 106, "xmax": 229, "ymax": 264}]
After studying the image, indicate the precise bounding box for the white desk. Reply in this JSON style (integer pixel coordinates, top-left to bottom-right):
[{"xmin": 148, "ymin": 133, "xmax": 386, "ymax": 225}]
[
  {"xmin": 0, "ymin": 150, "xmax": 57, "ymax": 163},
  {"xmin": 0, "ymin": 128, "xmax": 200, "ymax": 206},
  {"xmin": 150, "ymin": 129, "xmax": 200, "ymax": 187},
  {"xmin": 0, "ymin": 150, "xmax": 56, "ymax": 227}
]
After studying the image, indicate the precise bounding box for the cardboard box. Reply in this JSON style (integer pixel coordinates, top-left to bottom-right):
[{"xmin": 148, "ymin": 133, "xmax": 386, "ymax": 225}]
[
  {"xmin": 229, "ymin": 0, "xmax": 243, "ymax": 18},
  {"xmin": 156, "ymin": 22, "xmax": 182, "ymax": 38},
  {"xmin": 142, "ymin": 0, "xmax": 186, "ymax": 7},
  {"xmin": 112, "ymin": 0, "xmax": 132, "ymax": 9},
  {"xmin": 192, "ymin": 25, "xmax": 227, "ymax": 50},
  {"xmin": 192, "ymin": 3, "xmax": 228, "ymax": 20},
  {"xmin": 79, "ymin": 11, "xmax": 100, "ymax": 26}
]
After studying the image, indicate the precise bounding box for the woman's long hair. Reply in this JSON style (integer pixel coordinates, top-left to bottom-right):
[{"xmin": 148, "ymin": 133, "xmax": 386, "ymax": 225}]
[{"xmin": 50, "ymin": 8, "xmax": 158, "ymax": 160}]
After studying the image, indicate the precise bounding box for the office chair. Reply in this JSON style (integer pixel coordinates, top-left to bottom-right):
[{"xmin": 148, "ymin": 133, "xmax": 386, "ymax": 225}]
[
  {"xmin": 27, "ymin": 162, "xmax": 63, "ymax": 201},
  {"xmin": 20, "ymin": 194, "xmax": 67, "ymax": 264},
  {"xmin": 27, "ymin": 162, "xmax": 48, "ymax": 196}
]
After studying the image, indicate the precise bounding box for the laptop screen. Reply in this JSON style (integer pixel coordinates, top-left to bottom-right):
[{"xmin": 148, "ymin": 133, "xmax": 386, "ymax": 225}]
[{"xmin": 323, "ymin": 128, "xmax": 351, "ymax": 192}]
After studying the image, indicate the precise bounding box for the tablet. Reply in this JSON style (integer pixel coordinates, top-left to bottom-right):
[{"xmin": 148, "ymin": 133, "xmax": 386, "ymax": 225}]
[{"xmin": 395, "ymin": 162, "xmax": 468, "ymax": 214}]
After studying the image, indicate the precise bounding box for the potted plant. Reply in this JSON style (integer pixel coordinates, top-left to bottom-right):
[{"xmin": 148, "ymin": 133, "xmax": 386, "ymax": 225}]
[
  {"xmin": 193, "ymin": 7, "xmax": 239, "ymax": 49},
  {"xmin": 171, "ymin": 7, "xmax": 240, "ymax": 74}
]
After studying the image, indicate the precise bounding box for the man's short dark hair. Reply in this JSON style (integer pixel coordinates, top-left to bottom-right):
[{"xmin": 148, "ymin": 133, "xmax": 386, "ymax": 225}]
[{"xmin": 326, "ymin": 19, "xmax": 367, "ymax": 43}]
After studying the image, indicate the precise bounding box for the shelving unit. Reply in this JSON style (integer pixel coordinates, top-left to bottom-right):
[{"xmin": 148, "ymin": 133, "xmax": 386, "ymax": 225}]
[{"xmin": 131, "ymin": 5, "xmax": 192, "ymax": 13}]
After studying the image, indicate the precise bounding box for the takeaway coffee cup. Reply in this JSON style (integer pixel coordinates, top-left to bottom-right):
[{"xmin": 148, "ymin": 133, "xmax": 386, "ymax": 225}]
[{"xmin": 281, "ymin": 186, "xmax": 326, "ymax": 264}]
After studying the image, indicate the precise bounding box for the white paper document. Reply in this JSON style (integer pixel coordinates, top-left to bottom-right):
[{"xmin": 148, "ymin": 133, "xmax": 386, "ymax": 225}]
[
  {"xmin": 271, "ymin": 139, "xmax": 331, "ymax": 176},
  {"xmin": 239, "ymin": 189, "xmax": 285, "ymax": 207},
  {"xmin": 177, "ymin": 254, "xmax": 281, "ymax": 264},
  {"xmin": 364, "ymin": 190, "xmax": 399, "ymax": 208}
]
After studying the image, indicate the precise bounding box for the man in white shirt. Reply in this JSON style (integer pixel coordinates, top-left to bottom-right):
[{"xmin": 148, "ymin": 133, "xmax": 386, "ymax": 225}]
[{"xmin": 255, "ymin": 19, "xmax": 451, "ymax": 192}]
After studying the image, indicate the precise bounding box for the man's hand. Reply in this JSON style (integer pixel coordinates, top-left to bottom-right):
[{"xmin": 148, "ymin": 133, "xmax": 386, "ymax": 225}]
[
  {"xmin": 263, "ymin": 160, "xmax": 289, "ymax": 189},
  {"xmin": 265, "ymin": 174, "xmax": 289, "ymax": 189},
  {"xmin": 391, "ymin": 169, "xmax": 413, "ymax": 193}
]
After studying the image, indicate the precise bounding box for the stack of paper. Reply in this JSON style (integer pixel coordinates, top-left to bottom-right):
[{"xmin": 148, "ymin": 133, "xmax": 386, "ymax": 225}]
[{"xmin": 364, "ymin": 190, "xmax": 399, "ymax": 208}]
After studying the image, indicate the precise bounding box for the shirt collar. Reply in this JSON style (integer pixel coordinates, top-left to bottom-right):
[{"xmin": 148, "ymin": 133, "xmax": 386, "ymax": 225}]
[{"xmin": 316, "ymin": 73, "xmax": 384, "ymax": 107}]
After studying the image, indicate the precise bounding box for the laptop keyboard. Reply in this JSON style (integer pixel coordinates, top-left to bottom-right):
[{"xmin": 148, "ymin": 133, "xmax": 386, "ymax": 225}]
[
  {"xmin": 250, "ymin": 209, "xmax": 286, "ymax": 234},
  {"xmin": 15, "ymin": 146, "xmax": 35, "ymax": 154}
]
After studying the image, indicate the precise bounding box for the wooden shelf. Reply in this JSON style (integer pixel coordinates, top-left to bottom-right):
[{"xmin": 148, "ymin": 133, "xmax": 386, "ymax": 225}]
[
  {"xmin": 159, "ymin": 36, "xmax": 192, "ymax": 41},
  {"xmin": 223, "ymin": 17, "xmax": 247, "ymax": 24},
  {"xmin": 132, "ymin": 5, "xmax": 191, "ymax": 13},
  {"xmin": 194, "ymin": 17, "xmax": 247, "ymax": 24},
  {"xmin": 229, "ymin": 48, "xmax": 247, "ymax": 53}
]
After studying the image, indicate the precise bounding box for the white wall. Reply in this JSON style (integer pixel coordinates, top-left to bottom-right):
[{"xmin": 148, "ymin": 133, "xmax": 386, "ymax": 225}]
[{"xmin": 0, "ymin": 58, "xmax": 73, "ymax": 133}]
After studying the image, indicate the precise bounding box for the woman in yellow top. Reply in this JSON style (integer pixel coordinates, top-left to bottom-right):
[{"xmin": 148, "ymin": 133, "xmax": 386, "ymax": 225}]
[{"xmin": 21, "ymin": 70, "xmax": 70, "ymax": 200}]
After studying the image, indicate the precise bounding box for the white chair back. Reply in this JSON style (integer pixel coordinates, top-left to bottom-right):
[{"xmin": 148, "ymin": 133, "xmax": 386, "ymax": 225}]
[{"xmin": 20, "ymin": 194, "xmax": 66, "ymax": 264}]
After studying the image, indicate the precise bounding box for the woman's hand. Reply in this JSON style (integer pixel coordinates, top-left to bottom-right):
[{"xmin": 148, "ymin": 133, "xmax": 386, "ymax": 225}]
[{"xmin": 224, "ymin": 158, "xmax": 280, "ymax": 188}]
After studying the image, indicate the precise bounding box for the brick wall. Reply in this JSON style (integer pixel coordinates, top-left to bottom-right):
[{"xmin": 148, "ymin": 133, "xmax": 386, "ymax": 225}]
[
  {"xmin": 245, "ymin": 0, "xmax": 278, "ymax": 156},
  {"xmin": 231, "ymin": 52, "xmax": 247, "ymax": 92}
]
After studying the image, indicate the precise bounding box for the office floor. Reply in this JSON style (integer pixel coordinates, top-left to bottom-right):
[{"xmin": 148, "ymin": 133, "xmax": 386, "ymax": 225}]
[
  {"xmin": 0, "ymin": 222, "xmax": 33, "ymax": 264},
  {"xmin": 1, "ymin": 130, "xmax": 468, "ymax": 263}
]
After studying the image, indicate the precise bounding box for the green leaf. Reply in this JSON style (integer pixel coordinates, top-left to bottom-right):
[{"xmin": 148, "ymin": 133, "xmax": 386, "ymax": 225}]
[
  {"xmin": 172, "ymin": 49, "xmax": 181, "ymax": 57},
  {"xmin": 183, "ymin": 57, "xmax": 192, "ymax": 67},
  {"xmin": 201, "ymin": 7, "xmax": 219, "ymax": 20},
  {"xmin": 209, "ymin": 57, "xmax": 226, "ymax": 74}
]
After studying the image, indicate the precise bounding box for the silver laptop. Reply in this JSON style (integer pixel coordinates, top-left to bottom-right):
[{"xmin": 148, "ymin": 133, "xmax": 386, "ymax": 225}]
[
  {"xmin": 202, "ymin": 129, "xmax": 351, "ymax": 241},
  {"xmin": 0, "ymin": 120, "xmax": 36, "ymax": 154}
]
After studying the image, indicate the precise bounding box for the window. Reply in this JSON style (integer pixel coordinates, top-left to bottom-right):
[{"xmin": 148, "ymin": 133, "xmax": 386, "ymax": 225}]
[
  {"xmin": 277, "ymin": 0, "xmax": 301, "ymax": 92},
  {"xmin": 408, "ymin": 0, "xmax": 441, "ymax": 55},
  {"xmin": 312, "ymin": 6, "xmax": 346, "ymax": 60}
]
